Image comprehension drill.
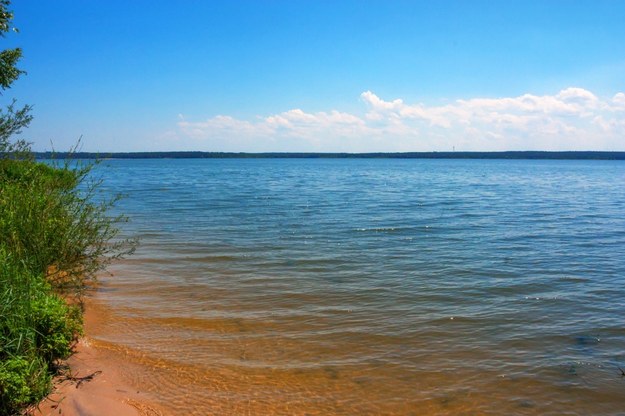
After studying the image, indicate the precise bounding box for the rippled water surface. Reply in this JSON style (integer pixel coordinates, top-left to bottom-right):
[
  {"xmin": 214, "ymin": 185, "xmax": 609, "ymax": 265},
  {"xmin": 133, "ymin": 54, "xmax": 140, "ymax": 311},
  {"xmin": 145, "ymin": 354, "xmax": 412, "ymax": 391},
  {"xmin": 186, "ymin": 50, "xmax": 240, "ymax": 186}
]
[{"xmin": 90, "ymin": 159, "xmax": 625, "ymax": 415}]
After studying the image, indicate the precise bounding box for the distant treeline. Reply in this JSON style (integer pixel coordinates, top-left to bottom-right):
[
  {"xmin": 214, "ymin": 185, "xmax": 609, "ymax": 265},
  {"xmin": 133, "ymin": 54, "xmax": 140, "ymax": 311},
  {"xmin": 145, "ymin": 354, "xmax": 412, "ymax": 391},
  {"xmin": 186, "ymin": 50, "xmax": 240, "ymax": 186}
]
[{"xmin": 34, "ymin": 151, "xmax": 625, "ymax": 160}]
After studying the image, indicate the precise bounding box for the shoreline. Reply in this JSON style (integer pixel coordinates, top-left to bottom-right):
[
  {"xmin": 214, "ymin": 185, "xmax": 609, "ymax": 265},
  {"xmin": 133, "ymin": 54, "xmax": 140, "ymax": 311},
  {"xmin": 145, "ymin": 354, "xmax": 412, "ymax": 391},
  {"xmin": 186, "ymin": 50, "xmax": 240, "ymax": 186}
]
[{"xmin": 33, "ymin": 294, "xmax": 164, "ymax": 416}]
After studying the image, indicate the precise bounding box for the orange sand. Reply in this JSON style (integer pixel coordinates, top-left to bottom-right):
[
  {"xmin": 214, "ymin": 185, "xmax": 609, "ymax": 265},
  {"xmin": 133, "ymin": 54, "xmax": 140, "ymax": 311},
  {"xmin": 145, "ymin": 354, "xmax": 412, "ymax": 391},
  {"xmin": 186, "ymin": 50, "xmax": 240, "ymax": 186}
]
[{"xmin": 32, "ymin": 298, "xmax": 164, "ymax": 416}]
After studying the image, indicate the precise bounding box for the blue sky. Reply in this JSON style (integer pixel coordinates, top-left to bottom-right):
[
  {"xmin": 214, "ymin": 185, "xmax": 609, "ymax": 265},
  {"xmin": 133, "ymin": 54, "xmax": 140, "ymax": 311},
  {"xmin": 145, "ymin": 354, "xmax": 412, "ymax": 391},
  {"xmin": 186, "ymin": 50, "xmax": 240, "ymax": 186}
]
[{"xmin": 5, "ymin": 1, "xmax": 625, "ymax": 152}]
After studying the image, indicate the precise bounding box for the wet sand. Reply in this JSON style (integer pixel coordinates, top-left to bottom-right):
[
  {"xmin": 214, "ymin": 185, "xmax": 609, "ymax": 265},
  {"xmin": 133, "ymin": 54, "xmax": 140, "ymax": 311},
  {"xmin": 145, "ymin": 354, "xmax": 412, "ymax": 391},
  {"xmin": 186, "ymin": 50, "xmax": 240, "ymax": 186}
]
[{"xmin": 33, "ymin": 297, "xmax": 164, "ymax": 416}]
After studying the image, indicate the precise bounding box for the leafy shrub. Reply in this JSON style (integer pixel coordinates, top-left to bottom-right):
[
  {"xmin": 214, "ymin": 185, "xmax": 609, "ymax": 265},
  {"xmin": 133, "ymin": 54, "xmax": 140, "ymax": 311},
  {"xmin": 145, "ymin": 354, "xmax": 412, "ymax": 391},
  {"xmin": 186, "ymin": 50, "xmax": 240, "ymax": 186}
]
[
  {"xmin": 0, "ymin": 252, "xmax": 52, "ymax": 415},
  {"xmin": 0, "ymin": 159, "xmax": 134, "ymax": 293},
  {"xmin": 0, "ymin": 250, "xmax": 81, "ymax": 412},
  {"xmin": 0, "ymin": 158, "xmax": 77, "ymax": 189},
  {"xmin": 31, "ymin": 290, "xmax": 83, "ymax": 362},
  {"xmin": 0, "ymin": 158, "xmax": 134, "ymax": 415},
  {"xmin": 0, "ymin": 356, "xmax": 50, "ymax": 416}
]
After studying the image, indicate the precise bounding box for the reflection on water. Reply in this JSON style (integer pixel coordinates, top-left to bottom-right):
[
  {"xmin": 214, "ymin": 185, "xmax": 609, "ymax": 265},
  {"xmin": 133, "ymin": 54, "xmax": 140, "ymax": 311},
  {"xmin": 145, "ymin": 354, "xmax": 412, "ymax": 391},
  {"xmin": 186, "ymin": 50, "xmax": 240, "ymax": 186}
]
[{"xmin": 89, "ymin": 159, "xmax": 625, "ymax": 415}]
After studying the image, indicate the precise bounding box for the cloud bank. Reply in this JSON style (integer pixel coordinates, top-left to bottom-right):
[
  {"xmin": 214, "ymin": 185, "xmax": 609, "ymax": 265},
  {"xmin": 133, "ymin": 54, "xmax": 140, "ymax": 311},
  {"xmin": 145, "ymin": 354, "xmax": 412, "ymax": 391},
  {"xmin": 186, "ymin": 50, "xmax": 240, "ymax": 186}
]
[{"xmin": 174, "ymin": 88, "xmax": 625, "ymax": 152}]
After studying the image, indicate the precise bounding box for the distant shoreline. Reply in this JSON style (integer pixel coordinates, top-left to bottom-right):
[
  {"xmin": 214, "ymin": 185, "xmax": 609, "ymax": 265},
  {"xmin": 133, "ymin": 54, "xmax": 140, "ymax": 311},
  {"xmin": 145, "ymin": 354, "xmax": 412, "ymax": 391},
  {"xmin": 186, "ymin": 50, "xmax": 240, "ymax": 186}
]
[{"xmin": 33, "ymin": 151, "xmax": 625, "ymax": 160}]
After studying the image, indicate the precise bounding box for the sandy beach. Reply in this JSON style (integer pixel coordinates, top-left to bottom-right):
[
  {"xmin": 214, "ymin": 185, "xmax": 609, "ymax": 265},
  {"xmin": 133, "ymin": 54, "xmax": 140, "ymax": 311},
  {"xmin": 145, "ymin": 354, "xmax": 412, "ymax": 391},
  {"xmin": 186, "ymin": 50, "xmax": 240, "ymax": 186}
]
[{"xmin": 33, "ymin": 297, "xmax": 164, "ymax": 416}]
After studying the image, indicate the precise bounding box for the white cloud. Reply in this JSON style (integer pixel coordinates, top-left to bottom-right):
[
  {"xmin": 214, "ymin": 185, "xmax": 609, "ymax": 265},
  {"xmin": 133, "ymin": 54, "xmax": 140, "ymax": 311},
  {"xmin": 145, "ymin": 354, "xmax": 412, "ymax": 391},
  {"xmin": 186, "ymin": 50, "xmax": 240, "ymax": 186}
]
[
  {"xmin": 173, "ymin": 88, "xmax": 625, "ymax": 152},
  {"xmin": 612, "ymin": 92, "xmax": 625, "ymax": 109}
]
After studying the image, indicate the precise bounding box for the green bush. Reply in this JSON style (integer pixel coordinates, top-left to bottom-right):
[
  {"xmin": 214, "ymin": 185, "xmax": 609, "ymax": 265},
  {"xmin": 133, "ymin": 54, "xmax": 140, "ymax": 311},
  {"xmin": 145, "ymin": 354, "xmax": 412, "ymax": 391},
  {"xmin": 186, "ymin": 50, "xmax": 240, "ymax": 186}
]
[
  {"xmin": 0, "ymin": 158, "xmax": 77, "ymax": 189},
  {"xmin": 31, "ymin": 290, "xmax": 83, "ymax": 362},
  {"xmin": 0, "ymin": 157, "xmax": 134, "ymax": 415},
  {"xmin": 0, "ymin": 253, "xmax": 48, "ymax": 414},
  {"xmin": 0, "ymin": 250, "xmax": 83, "ymax": 415},
  {"xmin": 0, "ymin": 159, "xmax": 134, "ymax": 292},
  {"xmin": 0, "ymin": 356, "xmax": 50, "ymax": 415}
]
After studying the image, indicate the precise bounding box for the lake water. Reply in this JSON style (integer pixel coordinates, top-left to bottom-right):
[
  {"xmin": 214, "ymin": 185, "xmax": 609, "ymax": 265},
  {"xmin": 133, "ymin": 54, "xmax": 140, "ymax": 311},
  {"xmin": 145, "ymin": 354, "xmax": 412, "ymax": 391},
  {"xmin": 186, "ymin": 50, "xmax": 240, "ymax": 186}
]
[{"xmin": 89, "ymin": 158, "xmax": 625, "ymax": 415}]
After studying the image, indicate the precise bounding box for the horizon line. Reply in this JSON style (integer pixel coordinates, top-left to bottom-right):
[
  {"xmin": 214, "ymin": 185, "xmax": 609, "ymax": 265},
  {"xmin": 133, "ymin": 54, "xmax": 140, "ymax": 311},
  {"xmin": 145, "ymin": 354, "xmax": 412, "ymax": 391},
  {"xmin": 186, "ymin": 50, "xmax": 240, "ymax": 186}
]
[{"xmin": 32, "ymin": 150, "xmax": 625, "ymax": 160}]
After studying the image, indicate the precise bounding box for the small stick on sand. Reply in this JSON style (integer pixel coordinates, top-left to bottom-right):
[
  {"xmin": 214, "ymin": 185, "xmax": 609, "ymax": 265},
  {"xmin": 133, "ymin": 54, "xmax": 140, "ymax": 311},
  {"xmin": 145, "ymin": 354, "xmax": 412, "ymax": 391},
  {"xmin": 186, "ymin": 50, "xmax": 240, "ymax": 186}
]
[{"xmin": 61, "ymin": 370, "xmax": 103, "ymax": 388}]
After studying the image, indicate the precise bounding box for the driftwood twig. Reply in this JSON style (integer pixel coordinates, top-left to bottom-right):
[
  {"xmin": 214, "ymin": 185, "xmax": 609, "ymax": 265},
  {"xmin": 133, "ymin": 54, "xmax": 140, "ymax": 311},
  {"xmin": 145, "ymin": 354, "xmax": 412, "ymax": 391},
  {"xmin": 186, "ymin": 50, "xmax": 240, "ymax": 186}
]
[{"xmin": 61, "ymin": 370, "xmax": 103, "ymax": 388}]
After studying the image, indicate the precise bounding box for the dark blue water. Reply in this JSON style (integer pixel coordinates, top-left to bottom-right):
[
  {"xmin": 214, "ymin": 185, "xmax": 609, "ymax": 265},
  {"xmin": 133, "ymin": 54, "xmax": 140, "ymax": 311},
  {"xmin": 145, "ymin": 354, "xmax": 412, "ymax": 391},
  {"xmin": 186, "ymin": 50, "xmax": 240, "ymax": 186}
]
[{"xmin": 90, "ymin": 159, "xmax": 625, "ymax": 415}]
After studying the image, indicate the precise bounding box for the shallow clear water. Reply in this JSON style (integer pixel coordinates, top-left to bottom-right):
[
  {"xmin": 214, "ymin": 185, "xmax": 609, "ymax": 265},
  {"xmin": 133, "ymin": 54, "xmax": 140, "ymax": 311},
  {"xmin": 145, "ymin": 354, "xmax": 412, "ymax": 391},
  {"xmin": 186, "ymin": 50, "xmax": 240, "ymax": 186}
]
[{"xmin": 90, "ymin": 158, "xmax": 625, "ymax": 415}]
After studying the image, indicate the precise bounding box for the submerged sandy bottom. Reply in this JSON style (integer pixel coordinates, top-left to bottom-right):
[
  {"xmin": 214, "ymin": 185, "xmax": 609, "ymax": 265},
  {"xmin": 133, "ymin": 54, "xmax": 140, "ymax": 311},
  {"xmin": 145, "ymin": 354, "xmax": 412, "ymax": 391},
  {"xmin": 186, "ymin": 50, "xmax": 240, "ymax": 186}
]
[{"xmin": 41, "ymin": 271, "xmax": 622, "ymax": 416}]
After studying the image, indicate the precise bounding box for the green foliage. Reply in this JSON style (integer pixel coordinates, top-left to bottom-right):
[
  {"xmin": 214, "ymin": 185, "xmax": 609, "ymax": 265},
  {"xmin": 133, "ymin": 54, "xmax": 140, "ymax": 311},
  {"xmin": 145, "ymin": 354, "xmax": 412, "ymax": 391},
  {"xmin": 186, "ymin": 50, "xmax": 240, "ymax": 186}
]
[
  {"xmin": 0, "ymin": 156, "xmax": 132, "ymax": 414},
  {"xmin": 0, "ymin": 252, "xmax": 73, "ymax": 415},
  {"xmin": 0, "ymin": 2, "xmax": 134, "ymax": 413},
  {"xmin": 31, "ymin": 290, "xmax": 83, "ymax": 362},
  {"xmin": 0, "ymin": 160, "xmax": 135, "ymax": 291},
  {"xmin": 0, "ymin": 100, "xmax": 33, "ymax": 154},
  {"xmin": 0, "ymin": 0, "xmax": 23, "ymax": 93},
  {"xmin": 0, "ymin": 154, "xmax": 135, "ymax": 415},
  {"xmin": 0, "ymin": 0, "xmax": 31, "ymax": 156},
  {"xmin": 0, "ymin": 357, "xmax": 50, "ymax": 415},
  {"xmin": 0, "ymin": 47, "xmax": 23, "ymax": 91},
  {"xmin": 0, "ymin": 158, "xmax": 75, "ymax": 187},
  {"xmin": 0, "ymin": 1, "xmax": 19, "ymax": 37}
]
